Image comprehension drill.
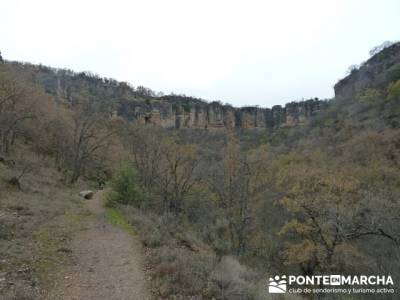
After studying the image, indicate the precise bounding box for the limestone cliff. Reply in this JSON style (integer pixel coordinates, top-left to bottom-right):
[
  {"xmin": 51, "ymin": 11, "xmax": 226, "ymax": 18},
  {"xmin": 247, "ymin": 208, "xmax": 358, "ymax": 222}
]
[
  {"xmin": 117, "ymin": 96, "xmax": 325, "ymax": 130},
  {"xmin": 13, "ymin": 59, "xmax": 327, "ymax": 130}
]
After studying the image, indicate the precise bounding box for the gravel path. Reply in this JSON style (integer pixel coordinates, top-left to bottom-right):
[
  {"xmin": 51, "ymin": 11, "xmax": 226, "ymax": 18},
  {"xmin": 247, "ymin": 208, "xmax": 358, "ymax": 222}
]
[{"xmin": 46, "ymin": 190, "xmax": 150, "ymax": 300}]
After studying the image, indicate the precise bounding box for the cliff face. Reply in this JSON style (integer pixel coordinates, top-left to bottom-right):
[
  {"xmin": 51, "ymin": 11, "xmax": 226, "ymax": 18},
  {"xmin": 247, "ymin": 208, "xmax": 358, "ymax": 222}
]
[
  {"xmin": 117, "ymin": 96, "xmax": 325, "ymax": 130},
  {"xmin": 334, "ymin": 42, "xmax": 400, "ymax": 98},
  {"xmin": 114, "ymin": 43, "xmax": 400, "ymax": 129},
  {"xmin": 6, "ymin": 41, "xmax": 400, "ymax": 131},
  {"xmin": 9, "ymin": 59, "xmax": 326, "ymax": 130}
]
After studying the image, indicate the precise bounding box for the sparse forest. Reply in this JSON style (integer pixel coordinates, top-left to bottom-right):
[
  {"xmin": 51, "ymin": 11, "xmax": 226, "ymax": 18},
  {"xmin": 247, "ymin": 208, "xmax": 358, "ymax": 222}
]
[{"xmin": 1, "ymin": 42, "xmax": 400, "ymax": 299}]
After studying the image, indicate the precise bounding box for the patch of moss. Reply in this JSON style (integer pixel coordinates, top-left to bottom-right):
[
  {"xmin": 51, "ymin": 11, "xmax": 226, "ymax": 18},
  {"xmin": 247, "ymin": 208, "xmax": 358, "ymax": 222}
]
[
  {"xmin": 32, "ymin": 227, "xmax": 67, "ymax": 284},
  {"xmin": 31, "ymin": 208, "xmax": 92, "ymax": 285},
  {"xmin": 105, "ymin": 207, "xmax": 136, "ymax": 235},
  {"xmin": 64, "ymin": 208, "xmax": 93, "ymax": 232}
]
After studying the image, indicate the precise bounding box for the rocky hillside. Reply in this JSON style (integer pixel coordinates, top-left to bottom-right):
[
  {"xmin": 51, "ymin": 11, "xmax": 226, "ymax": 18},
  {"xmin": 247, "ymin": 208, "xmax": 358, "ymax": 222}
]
[
  {"xmin": 335, "ymin": 42, "xmax": 400, "ymax": 98},
  {"xmin": 5, "ymin": 41, "xmax": 399, "ymax": 131},
  {"xmin": 6, "ymin": 61, "xmax": 326, "ymax": 130}
]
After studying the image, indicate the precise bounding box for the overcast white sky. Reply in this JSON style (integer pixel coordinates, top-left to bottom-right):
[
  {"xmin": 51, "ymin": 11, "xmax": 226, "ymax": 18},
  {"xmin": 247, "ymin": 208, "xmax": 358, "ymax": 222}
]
[{"xmin": 1, "ymin": 0, "xmax": 399, "ymax": 107}]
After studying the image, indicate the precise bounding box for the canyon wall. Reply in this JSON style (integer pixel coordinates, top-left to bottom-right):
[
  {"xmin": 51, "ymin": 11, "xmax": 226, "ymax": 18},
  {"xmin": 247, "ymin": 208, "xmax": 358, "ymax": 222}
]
[
  {"xmin": 16, "ymin": 59, "xmax": 328, "ymax": 130},
  {"xmin": 117, "ymin": 97, "xmax": 326, "ymax": 130}
]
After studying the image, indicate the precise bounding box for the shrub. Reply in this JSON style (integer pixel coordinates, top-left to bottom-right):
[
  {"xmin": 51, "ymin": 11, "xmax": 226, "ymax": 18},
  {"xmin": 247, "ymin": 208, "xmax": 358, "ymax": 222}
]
[
  {"xmin": 106, "ymin": 166, "xmax": 145, "ymax": 207},
  {"xmin": 357, "ymin": 88, "xmax": 381, "ymax": 103},
  {"xmin": 208, "ymin": 256, "xmax": 258, "ymax": 300},
  {"xmin": 386, "ymin": 63, "xmax": 400, "ymax": 82},
  {"xmin": 182, "ymin": 101, "xmax": 192, "ymax": 113},
  {"xmin": 386, "ymin": 80, "xmax": 400, "ymax": 101},
  {"xmin": 150, "ymin": 246, "xmax": 215, "ymax": 298},
  {"xmin": 124, "ymin": 207, "xmax": 167, "ymax": 247}
]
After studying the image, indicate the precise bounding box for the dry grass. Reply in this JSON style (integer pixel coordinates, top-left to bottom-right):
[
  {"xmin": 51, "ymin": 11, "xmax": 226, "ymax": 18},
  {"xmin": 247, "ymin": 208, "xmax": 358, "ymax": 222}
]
[
  {"xmin": 117, "ymin": 205, "xmax": 273, "ymax": 300},
  {"xmin": 0, "ymin": 147, "xmax": 92, "ymax": 299}
]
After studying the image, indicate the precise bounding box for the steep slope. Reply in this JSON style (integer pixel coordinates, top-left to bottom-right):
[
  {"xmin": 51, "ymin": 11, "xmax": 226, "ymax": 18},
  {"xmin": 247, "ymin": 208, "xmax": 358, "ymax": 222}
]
[{"xmin": 334, "ymin": 42, "xmax": 400, "ymax": 98}]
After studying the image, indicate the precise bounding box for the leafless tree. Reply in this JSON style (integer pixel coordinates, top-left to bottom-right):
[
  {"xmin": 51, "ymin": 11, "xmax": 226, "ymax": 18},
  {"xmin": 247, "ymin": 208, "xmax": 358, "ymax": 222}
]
[{"xmin": 68, "ymin": 98, "xmax": 115, "ymax": 184}]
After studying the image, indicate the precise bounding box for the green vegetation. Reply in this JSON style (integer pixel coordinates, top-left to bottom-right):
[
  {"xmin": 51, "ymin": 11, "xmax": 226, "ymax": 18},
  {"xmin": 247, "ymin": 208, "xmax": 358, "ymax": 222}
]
[
  {"xmin": 106, "ymin": 166, "xmax": 145, "ymax": 207},
  {"xmin": 387, "ymin": 79, "xmax": 400, "ymax": 101},
  {"xmin": 105, "ymin": 207, "xmax": 136, "ymax": 235},
  {"xmin": 358, "ymin": 88, "xmax": 381, "ymax": 103},
  {"xmin": 181, "ymin": 101, "xmax": 192, "ymax": 113}
]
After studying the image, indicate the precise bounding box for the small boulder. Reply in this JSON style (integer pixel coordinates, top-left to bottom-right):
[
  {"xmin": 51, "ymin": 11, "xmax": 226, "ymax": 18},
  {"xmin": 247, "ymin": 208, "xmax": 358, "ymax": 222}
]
[{"xmin": 79, "ymin": 190, "xmax": 94, "ymax": 199}]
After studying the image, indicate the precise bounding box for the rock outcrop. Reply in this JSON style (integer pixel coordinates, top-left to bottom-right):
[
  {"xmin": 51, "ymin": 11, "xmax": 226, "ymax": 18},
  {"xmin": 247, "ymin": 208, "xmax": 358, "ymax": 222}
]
[
  {"xmin": 14, "ymin": 57, "xmax": 327, "ymax": 130},
  {"xmin": 117, "ymin": 96, "xmax": 326, "ymax": 130}
]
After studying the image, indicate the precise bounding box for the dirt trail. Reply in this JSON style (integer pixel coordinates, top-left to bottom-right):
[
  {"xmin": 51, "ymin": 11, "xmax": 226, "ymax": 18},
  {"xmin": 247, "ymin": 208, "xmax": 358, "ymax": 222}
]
[{"xmin": 46, "ymin": 190, "xmax": 150, "ymax": 300}]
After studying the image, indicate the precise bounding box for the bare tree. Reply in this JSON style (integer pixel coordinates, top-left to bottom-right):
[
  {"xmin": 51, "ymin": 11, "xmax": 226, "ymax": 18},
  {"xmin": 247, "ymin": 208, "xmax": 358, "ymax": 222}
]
[
  {"xmin": 124, "ymin": 125, "xmax": 164, "ymax": 192},
  {"xmin": 68, "ymin": 98, "xmax": 115, "ymax": 184},
  {"xmin": 208, "ymin": 137, "xmax": 264, "ymax": 256},
  {"xmin": 157, "ymin": 137, "xmax": 199, "ymax": 214},
  {"xmin": 369, "ymin": 41, "xmax": 396, "ymax": 57},
  {"xmin": 0, "ymin": 66, "xmax": 37, "ymax": 154}
]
